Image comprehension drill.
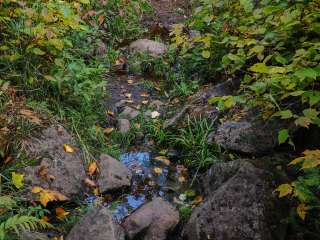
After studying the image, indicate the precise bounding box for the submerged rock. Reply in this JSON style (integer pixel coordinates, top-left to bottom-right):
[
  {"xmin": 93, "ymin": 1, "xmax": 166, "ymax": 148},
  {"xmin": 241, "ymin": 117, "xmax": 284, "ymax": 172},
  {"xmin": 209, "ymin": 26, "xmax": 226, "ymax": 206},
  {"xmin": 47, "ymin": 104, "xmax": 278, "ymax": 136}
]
[
  {"xmin": 97, "ymin": 154, "xmax": 132, "ymax": 193},
  {"xmin": 122, "ymin": 197, "xmax": 179, "ymax": 240},
  {"xmin": 66, "ymin": 206, "xmax": 125, "ymax": 240},
  {"xmin": 129, "ymin": 39, "xmax": 168, "ymax": 56},
  {"xmin": 22, "ymin": 125, "xmax": 86, "ymax": 198},
  {"xmin": 183, "ymin": 160, "xmax": 285, "ymax": 240}
]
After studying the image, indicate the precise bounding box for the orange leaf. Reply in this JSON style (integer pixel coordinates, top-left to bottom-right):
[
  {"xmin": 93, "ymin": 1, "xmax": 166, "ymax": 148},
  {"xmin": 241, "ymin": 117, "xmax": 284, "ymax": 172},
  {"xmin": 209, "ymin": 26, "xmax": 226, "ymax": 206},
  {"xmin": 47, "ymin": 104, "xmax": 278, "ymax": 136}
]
[
  {"xmin": 153, "ymin": 167, "xmax": 163, "ymax": 174},
  {"xmin": 63, "ymin": 144, "xmax": 74, "ymax": 153},
  {"xmin": 55, "ymin": 207, "xmax": 69, "ymax": 219},
  {"xmin": 87, "ymin": 162, "xmax": 98, "ymax": 176},
  {"xmin": 154, "ymin": 156, "xmax": 170, "ymax": 166},
  {"xmin": 104, "ymin": 127, "xmax": 114, "ymax": 135},
  {"xmin": 98, "ymin": 15, "xmax": 105, "ymax": 25}
]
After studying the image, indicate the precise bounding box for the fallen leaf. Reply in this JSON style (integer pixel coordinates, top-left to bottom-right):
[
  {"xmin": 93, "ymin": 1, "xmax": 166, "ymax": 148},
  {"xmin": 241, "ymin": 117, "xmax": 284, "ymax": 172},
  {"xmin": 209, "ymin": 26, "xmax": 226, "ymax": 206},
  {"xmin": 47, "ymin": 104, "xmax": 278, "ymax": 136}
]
[
  {"xmin": 192, "ymin": 195, "xmax": 204, "ymax": 205},
  {"xmin": 11, "ymin": 172, "xmax": 24, "ymax": 189},
  {"xmin": 19, "ymin": 109, "xmax": 41, "ymax": 125},
  {"xmin": 107, "ymin": 110, "xmax": 115, "ymax": 117},
  {"xmin": 134, "ymin": 123, "xmax": 141, "ymax": 129},
  {"xmin": 0, "ymin": 208, "xmax": 5, "ymax": 215},
  {"xmin": 151, "ymin": 111, "xmax": 160, "ymax": 119},
  {"xmin": 93, "ymin": 188, "xmax": 100, "ymax": 196},
  {"xmin": 32, "ymin": 187, "xmax": 68, "ymax": 206},
  {"xmin": 98, "ymin": 15, "xmax": 105, "ymax": 25},
  {"xmin": 4, "ymin": 155, "xmax": 13, "ymax": 165},
  {"xmin": 297, "ymin": 203, "xmax": 308, "ymax": 220},
  {"xmin": 140, "ymin": 92, "xmax": 150, "ymax": 98},
  {"xmin": 275, "ymin": 184, "xmax": 293, "ymax": 198},
  {"xmin": 104, "ymin": 127, "xmax": 114, "ymax": 135},
  {"xmin": 153, "ymin": 167, "xmax": 163, "ymax": 174},
  {"xmin": 63, "ymin": 144, "xmax": 74, "ymax": 153},
  {"xmin": 178, "ymin": 176, "xmax": 186, "ymax": 183},
  {"xmin": 84, "ymin": 177, "xmax": 97, "ymax": 188},
  {"xmin": 87, "ymin": 162, "xmax": 98, "ymax": 176},
  {"xmin": 125, "ymin": 93, "xmax": 132, "ymax": 98},
  {"xmin": 41, "ymin": 216, "xmax": 50, "ymax": 222},
  {"xmin": 142, "ymin": 100, "xmax": 149, "ymax": 105},
  {"xmin": 37, "ymin": 165, "xmax": 49, "ymax": 177},
  {"xmin": 154, "ymin": 156, "xmax": 170, "ymax": 165},
  {"xmin": 55, "ymin": 207, "xmax": 69, "ymax": 219},
  {"xmin": 127, "ymin": 79, "xmax": 134, "ymax": 84}
]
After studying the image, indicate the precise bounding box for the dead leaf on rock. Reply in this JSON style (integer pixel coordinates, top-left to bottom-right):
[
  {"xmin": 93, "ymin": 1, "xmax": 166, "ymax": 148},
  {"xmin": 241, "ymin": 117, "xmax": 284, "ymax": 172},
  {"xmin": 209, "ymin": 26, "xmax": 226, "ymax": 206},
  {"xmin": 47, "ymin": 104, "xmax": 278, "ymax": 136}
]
[
  {"xmin": 63, "ymin": 144, "xmax": 74, "ymax": 153},
  {"xmin": 192, "ymin": 196, "xmax": 204, "ymax": 206},
  {"xmin": 37, "ymin": 165, "xmax": 49, "ymax": 177},
  {"xmin": 32, "ymin": 187, "xmax": 69, "ymax": 207},
  {"xmin": 87, "ymin": 161, "xmax": 98, "ymax": 176}
]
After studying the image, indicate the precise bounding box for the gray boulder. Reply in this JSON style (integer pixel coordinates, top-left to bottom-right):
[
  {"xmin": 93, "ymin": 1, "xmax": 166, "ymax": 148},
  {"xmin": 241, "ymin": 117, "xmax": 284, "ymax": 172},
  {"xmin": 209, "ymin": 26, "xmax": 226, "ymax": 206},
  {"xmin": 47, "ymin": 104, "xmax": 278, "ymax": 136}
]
[
  {"xmin": 97, "ymin": 154, "xmax": 132, "ymax": 193},
  {"xmin": 129, "ymin": 39, "xmax": 168, "ymax": 56},
  {"xmin": 122, "ymin": 197, "xmax": 179, "ymax": 240},
  {"xmin": 213, "ymin": 120, "xmax": 279, "ymax": 155},
  {"xmin": 183, "ymin": 160, "xmax": 285, "ymax": 240},
  {"xmin": 119, "ymin": 106, "xmax": 139, "ymax": 120},
  {"xmin": 20, "ymin": 231, "xmax": 49, "ymax": 240},
  {"xmin": 117, "ymin": 119, "xmax": 130, "ymax": 134},
  {"xmin": 66, "ymin": 206, "xmax": 125, "ymax": 240},
  {"xmin": 22, "ymin": 125, "xmax": 86, "ymax": 198}
]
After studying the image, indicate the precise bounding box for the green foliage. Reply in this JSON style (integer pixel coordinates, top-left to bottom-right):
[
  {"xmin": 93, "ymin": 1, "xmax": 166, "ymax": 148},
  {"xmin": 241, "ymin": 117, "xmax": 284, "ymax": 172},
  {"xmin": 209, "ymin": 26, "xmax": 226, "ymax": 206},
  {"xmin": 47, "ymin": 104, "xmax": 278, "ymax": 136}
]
[{"xmin": 0, "ymin": 214, "xmax": 51, "ymax": 240}]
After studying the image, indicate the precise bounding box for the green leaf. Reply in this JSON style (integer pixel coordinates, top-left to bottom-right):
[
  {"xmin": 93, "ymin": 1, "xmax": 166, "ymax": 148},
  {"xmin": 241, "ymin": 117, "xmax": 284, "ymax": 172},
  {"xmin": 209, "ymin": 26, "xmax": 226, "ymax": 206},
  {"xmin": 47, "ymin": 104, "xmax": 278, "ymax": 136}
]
[
  {"xmin": 250, "ymin": 63, "xmax": 269, "ymax": 73},
  {"xmin": 278, "ymin": 129, "xmax": 289, "ymax": 144},
  {"xmin": 11, "ymin": 172, "xmax": 24, "ymax": 189},
  {"xmin": 201, "ymin": 50, "xmax": 211, "ymax": 59},
  {"xmin": 32, "ymin": 48, "xmax": 45, "ymax": 56},
  {"xmin": 274, "ymin": 110, "xmax": 293, "ymax": 119},
  {"xmin": 295, "ymin": 68, "xmax": 318, "ymax": 80}
]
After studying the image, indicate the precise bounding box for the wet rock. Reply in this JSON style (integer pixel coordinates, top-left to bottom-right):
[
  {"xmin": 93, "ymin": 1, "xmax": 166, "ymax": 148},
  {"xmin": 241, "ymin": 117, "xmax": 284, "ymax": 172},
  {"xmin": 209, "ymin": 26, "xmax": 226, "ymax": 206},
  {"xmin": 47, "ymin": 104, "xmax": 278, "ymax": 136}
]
[
  {"xmin": 97, "ymin": 154, "xmax": 132, "ymax": 193},
  {"xmin": 129, "ymin": 39, "xmax": 168, "ymax": 56},
  {"xmin": 184, "ymin": 160, "xmax": 285, "ymax": 240},
  {"xmin": 213, "ymin": 120, "xmax": 279, "ymax": 155},
  {"xmin": 20, "ymin": 231, "xmax": 49, "ymax": 240},
  {"xmin": 22, "ymin": 125, "xmax": 86, "ymax": 198},
  {"xmin": 66, "ymin": 206, "xmax": 125, "ymax": 240},
  {"xmin": 117, "ymin": 119, "xmax": 130, "ymax": 134},
  {"xmin": 120, "ymin": 106, "xmax": 139, "ymax": 120},
  {"xmin": 122, "ymin": 197, "xmax": 179, "ymax": 240}
]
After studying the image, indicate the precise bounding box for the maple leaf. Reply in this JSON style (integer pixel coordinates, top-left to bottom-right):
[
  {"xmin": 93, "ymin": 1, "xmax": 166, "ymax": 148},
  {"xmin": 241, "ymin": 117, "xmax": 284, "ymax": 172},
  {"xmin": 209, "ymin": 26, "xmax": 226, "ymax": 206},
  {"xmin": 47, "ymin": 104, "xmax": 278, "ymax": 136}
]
[
  {"xmin": 63, "ymin": 144, "xmax": 74, "ymax": 153},
  {"xmin": 87, "ymin": 162, "xmax": 98, "ymax": 176},
  {"xmin": 11, "ymin": 172, "xmax": 24, "ymax": 189},
  {"xmin": 32, "ymin": 187, "xmax": 68, "ymax": 206},
  {"xmin": 275, "ymin": 184, "xmax": 293, "ymax": 198},
  {"xmin": 297, "ymin": 203, "xmax": 308, "ymax": 220}
]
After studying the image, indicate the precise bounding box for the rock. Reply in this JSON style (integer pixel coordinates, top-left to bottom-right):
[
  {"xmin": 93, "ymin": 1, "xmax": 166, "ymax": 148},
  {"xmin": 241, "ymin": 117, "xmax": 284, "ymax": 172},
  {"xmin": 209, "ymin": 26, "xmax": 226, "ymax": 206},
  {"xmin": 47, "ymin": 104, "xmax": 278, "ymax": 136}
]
[
  {"xmin": 149, "ymin": 100, "xmax": 164, "ymax": 110},
  {"xmin": 97, "ymin": 154, "xmax": 132, "ymax": 193},
  {"xmin": 213, "ymin": 120, "xmax": 279, "ymax": 155},
  {"xmin": 120, "ymin": 106, "xmax": 139, "ymax": 120},
  {"xmin": 66, "ymin": 206, "xmax": 125, "ymax": 240},
  {"xmin": 183, "ymin": 160, "xmax": 285, "ymax": 240},
  {"xmin": 164, "ymin": 105, "xmax": 190, "ymax": 129},
  {"xmin": 129, "ymin": 39, "xmax": 168, "ymax": 56},
  {"xmin": 22, "ymin": 125, "xmax": 86, "ymax": 198},
  {"xmin": 20, "ymin": 231, "xmax": 49, "ymax": 240},
  {"xmin": 122, "ymin": 197, "xmax": 179, "ymax": 240},
  {"xmin": 117, "ymin": 119, "xmax": 130, "ymax": 134}
]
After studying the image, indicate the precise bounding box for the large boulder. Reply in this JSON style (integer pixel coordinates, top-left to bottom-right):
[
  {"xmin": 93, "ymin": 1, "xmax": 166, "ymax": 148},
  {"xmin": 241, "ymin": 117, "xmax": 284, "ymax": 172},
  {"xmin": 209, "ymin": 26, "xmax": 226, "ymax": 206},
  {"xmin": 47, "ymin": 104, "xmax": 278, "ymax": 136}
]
[
  {"xmin": 122, "ymin": 197, "xmax": 179, "ymax": 240},
  {"xmin": 97, "ymin": 154, "xmax": 132, "ymax": 193},
  {"xmin": 183, "ymin": 160, "xmax": 286, "ymax": 240},
  {"xmin": 22, "ymin": 125, "xmax": 86, "ymax": 198},
  {"xmin": 129, "ymin": 39, "xmax": 168, "ymax": 56},
  {"xmin": 213, "ymin": 119, "xmax": 280, "ymax": 155},
  {"xmin": 66, "ymin": 206, "xmax": 125, "ymax": 240}
]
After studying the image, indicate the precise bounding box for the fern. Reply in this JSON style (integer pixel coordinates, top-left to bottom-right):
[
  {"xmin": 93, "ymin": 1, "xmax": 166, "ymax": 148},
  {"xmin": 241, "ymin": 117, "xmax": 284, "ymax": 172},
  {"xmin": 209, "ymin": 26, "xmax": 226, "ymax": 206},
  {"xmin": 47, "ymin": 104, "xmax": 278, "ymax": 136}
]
[{"xmin": 0, "ymin": 215, "xmax": 52, "ymax": 240}]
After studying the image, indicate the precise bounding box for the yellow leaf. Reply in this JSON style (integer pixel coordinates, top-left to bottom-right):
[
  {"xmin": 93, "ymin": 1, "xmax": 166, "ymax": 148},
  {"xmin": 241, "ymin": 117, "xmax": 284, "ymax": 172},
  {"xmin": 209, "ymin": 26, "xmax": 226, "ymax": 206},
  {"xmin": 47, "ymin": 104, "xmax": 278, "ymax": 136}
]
[
  {"xmin": 275, "ymin": 184, "xmax": 293, "ymax": 198},
  {"xmin": 11, "ymin": 172, "xmax": 24, "ymax": 189},
  {"xmin": 154, "ymin": 167, "xmax": 163, "ymax": 174},
  {"xmin": 297, "ymin": 203, "xmax": 308, "ymax": 220},
  {"xmin": 201, "ymin": 50, "xmax": 211, "ymax": 59},
  {"xmin": 32, "ymin": 186, "xmax": 43, "ymax": 193},
  {"xmin": 55, "ymin": 207, "xmax": 69, "ymax": 220},
  {"xmin": 63, "ymin": 144, "xmax": 74, "ymax": 153},
  {"xmin": 151, "ymin": 111, "xmax": 160, "ymax": 119},
  {"xmin": 288, "ymin": 157, "xmax": 304, "ymax": 166},
  {"xmin": 87, "ymin": 162, "xmax": 98, "ymax": 176},
  {"xmin": 32, "ymin": 187, "xmax": 68, "ymax": 206},
  {"xmin": 104, "ymin": 127, "xmax": 114, "ymax": 135},
  {"xmin": 154, "ymin": 156, "xmax": 171, "ymax": 166}
]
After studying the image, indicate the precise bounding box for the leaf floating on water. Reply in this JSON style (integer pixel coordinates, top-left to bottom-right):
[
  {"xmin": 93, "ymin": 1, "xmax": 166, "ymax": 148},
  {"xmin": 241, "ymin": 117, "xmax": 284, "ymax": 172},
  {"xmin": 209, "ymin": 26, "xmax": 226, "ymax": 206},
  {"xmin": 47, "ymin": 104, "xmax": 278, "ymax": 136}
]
[
  {"xmin": 87, "ymin": 162, "xmax": 98, "ymax": 176},
  {"xmin": 63, "ymin": 144, "xmax": 74, "ymax": 153},
  {"xmin": 55, "ymin": 207, "xmax": 69, "ymax": 219},
  {"xmin": 153, "ymin": 167, "xmax": 163, "ymax": 174},
  {"xmin": 11, "ymin": 172, "xmax": 24, "ymax": 189},
  {"xmin": 154, "ymin": 156, "xmax": 170, "ymax": 166}
]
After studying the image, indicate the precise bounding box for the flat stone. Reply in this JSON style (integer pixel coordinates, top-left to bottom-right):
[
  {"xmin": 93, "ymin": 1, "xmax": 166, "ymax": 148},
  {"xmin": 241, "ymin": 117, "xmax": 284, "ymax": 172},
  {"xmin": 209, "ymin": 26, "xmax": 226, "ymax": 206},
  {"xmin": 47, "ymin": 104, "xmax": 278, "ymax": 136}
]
[
  {"xmin": 117, "ymin": 119, "xmax": 130, "ymax": 134},
  {"xmin": 97, "ymin": 154, "xmax": 132, "ymax": 193},
  {"xmin": 66, "ymin": 206, "xmax": 125, "ymax": 240},
  {"xmin": 119, "ymin": 106, "xmax": 139, "ymax": 120},
  {"xmin": 129, "ymin": 39, "xmax": 168, "ymax": 56},
  {"xmin": 122, "ymin": 197, "xmax": 179, "ymax": 240},
  {"xmin": 20, "ymin": 231, "xmax": 49, "ymax": 240},
  {"xmin": 22, "ymin": 125, "xmax": 86, "ymax": 198}
]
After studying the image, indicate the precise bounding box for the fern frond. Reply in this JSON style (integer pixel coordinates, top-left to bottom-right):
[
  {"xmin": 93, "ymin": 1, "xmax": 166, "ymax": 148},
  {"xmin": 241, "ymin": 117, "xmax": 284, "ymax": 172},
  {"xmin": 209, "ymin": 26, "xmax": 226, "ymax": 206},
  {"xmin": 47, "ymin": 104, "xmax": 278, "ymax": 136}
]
[{"xmin": 0, "ymin": 215, "xmax": 52, "ymax": 240}]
